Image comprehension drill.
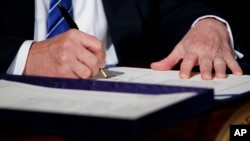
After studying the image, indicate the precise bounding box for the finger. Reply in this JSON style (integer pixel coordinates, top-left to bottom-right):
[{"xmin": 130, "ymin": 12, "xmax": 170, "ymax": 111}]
[
  {"xmin": 74, "ymin": 46, "xmax": 100, "ymax": 76},
  {"xmin": 179, "ymin": 53, "xmax": 197, "ymax": 79},
  {"xmin": 151, "ymin": 50, "xmax": 182, "ymax": 70},
  {"xmin": 57, "ymin": 52, "xmax": 98, "ymax": 78},
  {"xmin": 225, "ymin": 57, "xmax": 243, "ymax": 76},
  {"xmin": 52, "ymin": 64, "xmax": 80, "ymax": 79},
  {"xmin": 70, "ymin": 60, "xmax": 93, "ymax": 79},
  {"xmin": 213, "ymin": 56, "xmax": 227, "ymax": 79},
  {"xmin": 79, "ymin": 32, "xmax": 106, "ymax": 67},
  {"xmin": 199, "ymin": 56, "xmax": 213, "ymax": 80}
]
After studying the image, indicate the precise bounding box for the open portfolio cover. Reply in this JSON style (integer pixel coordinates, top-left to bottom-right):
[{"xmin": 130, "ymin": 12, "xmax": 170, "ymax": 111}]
[{"xmin": 0, "ymin": 67, "xmax": 234, "ymax": 140}]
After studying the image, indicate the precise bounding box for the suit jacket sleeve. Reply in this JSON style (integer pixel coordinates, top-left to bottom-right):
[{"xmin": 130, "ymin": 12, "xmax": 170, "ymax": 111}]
[
  {"xmin": 0, "ymin": 0, "xmax": 34, "ymax": 73},
  {"xmin": 156, "ymin": 0, "xmax": 227, "ymax": 52}
]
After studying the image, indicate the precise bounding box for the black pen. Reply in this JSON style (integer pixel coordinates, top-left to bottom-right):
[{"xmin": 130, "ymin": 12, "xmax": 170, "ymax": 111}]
[{"xmin": 58, "ymin": 3, "xmax": 108, "ymax": 78}]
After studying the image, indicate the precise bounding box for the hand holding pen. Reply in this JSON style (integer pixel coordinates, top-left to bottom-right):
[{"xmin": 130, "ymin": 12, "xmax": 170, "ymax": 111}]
[
  {"xmin": 23, "ymin": 5, "xmax": 106, "ymax": 79},
  {"xmin": 58, "ymin": 3, "xmax": 108, "ymax": 78}
]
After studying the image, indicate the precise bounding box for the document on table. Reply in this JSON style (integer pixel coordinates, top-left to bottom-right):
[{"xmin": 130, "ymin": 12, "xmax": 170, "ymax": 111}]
[
  {"xmin": 0, "ymin": 66, "xmax": 248, "ymax": 120},
  {"xmin": 92, "ymin": 67, "xmax": 250, "ymax": 100},
  {"xmin": 0, "ymin": 79, "xmax": 198, "ymax": 120}
]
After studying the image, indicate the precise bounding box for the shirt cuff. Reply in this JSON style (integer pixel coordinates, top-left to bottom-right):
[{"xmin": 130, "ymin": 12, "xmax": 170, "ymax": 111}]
[
  {"xmin": 192, "ymin": 15, "xmax": 244, "ymax": 59},
  {"xmin": 7, "ymin": 40, "xmax": 34, "ymax": 75}
]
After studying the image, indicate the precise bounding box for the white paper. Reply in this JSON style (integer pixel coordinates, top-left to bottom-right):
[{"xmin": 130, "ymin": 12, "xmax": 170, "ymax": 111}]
[
  {"xmin": 0, "ymin": 79, "xmax": 196, "ymax": 120},
  {"xmin": 1, "ymin": 66, "xmax": 248, "ymax": 119},
  {"xmin": 92, "ymin": 67, "xmax": 250, "ymax": 99}
]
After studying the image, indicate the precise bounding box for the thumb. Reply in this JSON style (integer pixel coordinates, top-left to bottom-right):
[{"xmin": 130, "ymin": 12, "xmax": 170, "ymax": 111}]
[{"xmin": 150, "ymin": 50, "xmax": 182, "ymax": 70}]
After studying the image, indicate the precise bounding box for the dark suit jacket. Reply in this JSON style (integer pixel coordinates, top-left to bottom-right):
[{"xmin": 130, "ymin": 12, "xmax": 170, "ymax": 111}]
[{"xmin": 0, "ymin": 0, "xmax": 227, "ymax": 73}]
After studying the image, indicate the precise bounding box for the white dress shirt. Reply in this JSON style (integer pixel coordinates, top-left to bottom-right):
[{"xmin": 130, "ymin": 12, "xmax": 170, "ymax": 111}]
[{"xmin": 7, "ymin": 0, "xmax": 243, "ymax": 75}]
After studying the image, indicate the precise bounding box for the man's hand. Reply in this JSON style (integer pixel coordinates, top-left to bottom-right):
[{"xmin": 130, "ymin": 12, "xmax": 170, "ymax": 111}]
[
  {"xmin": 23, "ymin": 29, "xmax": 106, "ymax": 79},
  {"xmin": 151, "ymin": 18, "xmax": 243, "ymax": 80}
]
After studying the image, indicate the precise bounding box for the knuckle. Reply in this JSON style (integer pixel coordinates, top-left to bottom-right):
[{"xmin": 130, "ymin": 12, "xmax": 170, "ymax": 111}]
[
  {"xmin": 58, "ymin": 53, "xmax": 70, "ymax": 62},
  {"xmin": 67, "ymin": 29, "xmax": 78, "ymax": 36},
  {"xmin": 56, "ymin": 43, "xmax": 73, "ymax": 63},
  {"xmin": 94, "ymin": 39, "xmax": 103, "ymax": 50},
  {"xmin": 60, "ymin": 40, "xmax": 72, "ymax": 49}
]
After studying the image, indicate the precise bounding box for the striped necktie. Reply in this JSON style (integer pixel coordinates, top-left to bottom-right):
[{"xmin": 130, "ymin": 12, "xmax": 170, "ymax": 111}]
[{"xmin": 47, "ymin": 0, "xmax": 73, "ymax": 38}]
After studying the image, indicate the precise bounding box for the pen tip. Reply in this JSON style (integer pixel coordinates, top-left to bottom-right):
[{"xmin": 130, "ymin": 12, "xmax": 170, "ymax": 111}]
[{"xmin": 100, "ymin": 68, "xmax": 108, "ymax": 78}]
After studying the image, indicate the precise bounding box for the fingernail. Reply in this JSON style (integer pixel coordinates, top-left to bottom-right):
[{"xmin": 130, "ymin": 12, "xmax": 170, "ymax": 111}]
[{"xmin": 180, "ymin": 74, "xmax": 189, "ymax": 79}]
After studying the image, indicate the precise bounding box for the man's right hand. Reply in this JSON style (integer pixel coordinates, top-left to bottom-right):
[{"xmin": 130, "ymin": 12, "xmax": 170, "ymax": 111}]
[{"xmin": 23, "ymin": 29, "xmax": 106, "ymax": 79}]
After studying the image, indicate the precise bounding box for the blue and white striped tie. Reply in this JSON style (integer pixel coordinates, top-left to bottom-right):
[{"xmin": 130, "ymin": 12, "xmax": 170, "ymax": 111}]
[{"xmin": 47, "ymin": 0, "xmax": 73, "ymax": 38}]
